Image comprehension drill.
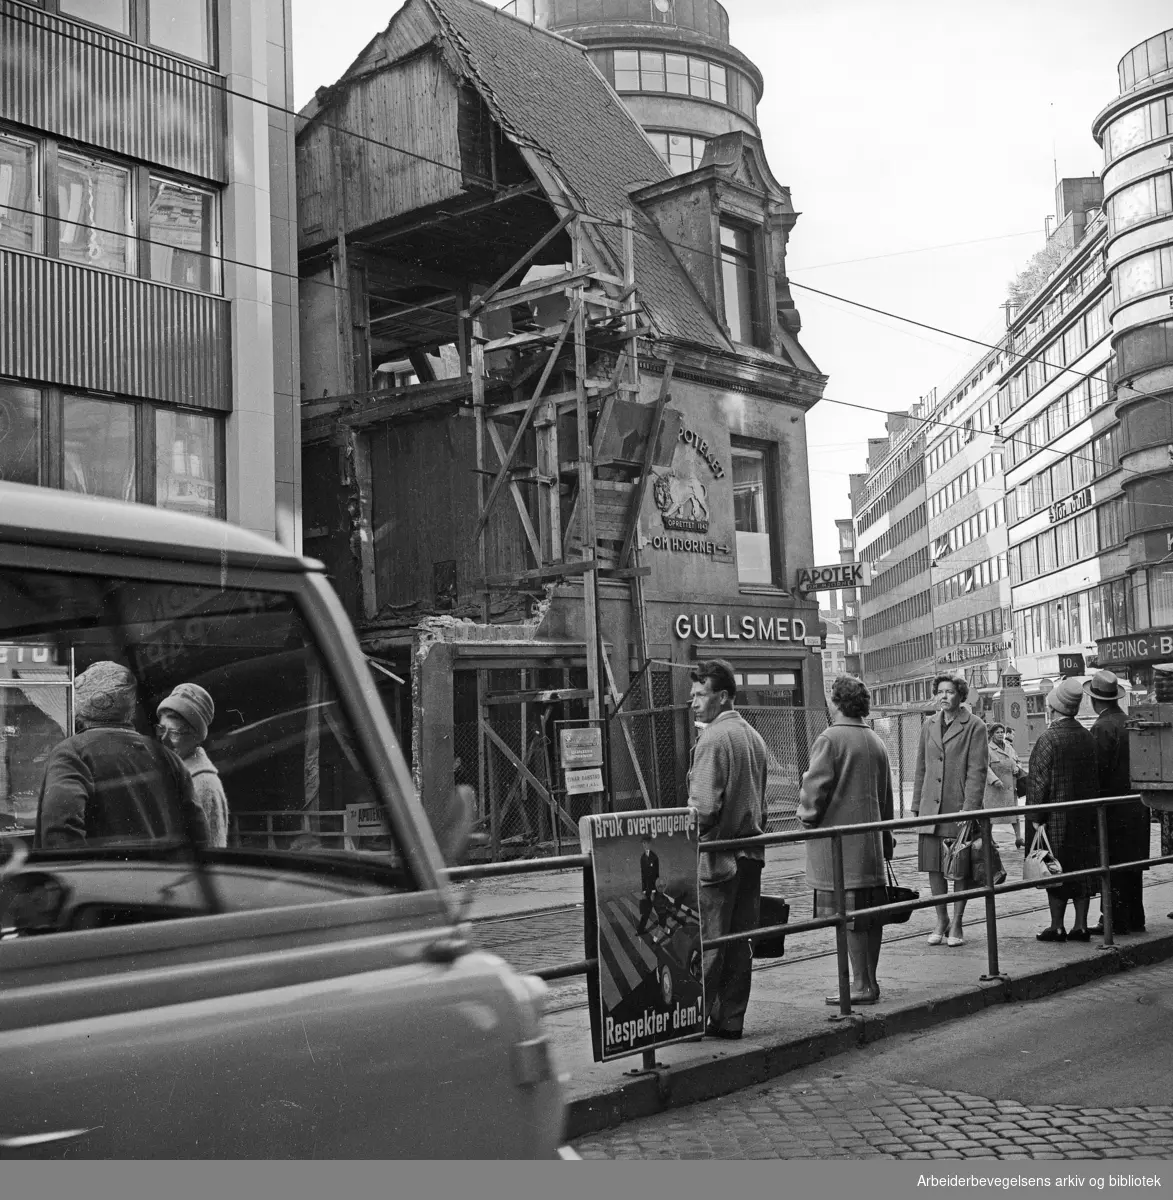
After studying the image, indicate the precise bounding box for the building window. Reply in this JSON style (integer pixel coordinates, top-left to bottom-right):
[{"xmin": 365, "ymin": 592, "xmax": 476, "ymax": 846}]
[
  {"xmin": 148, "ymin": 0, "xmax": 211, "ymax": 63},
  {"xmin": 1, "ymin": 378, "xmax": 223, "ymax": 514},
  {"xmin": 613, "ymin": 49, "xmax": 731, "ymax": 106},
  {"xmin": 0, "ymin": 126, "xmax": 221, "ymax": 294},
  {"xmin": 647, "ymin": 132, "xmax": 708, "ymax": 175},
  {"xmin": 732, "ymin": 440, "xmax": 778, "ymax": 586},
  {"xmin": 720, "ymin": 223, "xmax": 760, "ymax": 346},
  {"xmin": 49, "ymin": 0, "xmax": 216, "ymax": 65},
  {"xmin": 0, "ymin": 132, "xmax": 41, "ymax": 253},
  {"xmin": 58, "ymin": 0, "xmax": 130, "ymax": 35},
  {"xmin": 148, "ymin": 176, "xmax": 219, "ymax": 291},
  {"xmin": 0, "ymin": 383, "xmax": 42, "ymax": 485},
  {"xmin": 56, "ymin": 150, "xmax": 134, "ymax": 275},
  {"xmin": 156, "ymin": 408, "xmax": 218, "ymax": 517},
  {"xmin": 63, "ymin": 396, "xmax": 136, "ymax": 501}
]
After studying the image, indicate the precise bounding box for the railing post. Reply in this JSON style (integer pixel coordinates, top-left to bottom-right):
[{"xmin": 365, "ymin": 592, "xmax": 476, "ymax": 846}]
[
  {"xmin": 1097, "ymin": 801, "xmax": 1114, "ymax": 950},
  {"xmin": 831, "ymin": 831, "xmax": 852, "ymax": 1017},
  {"xmin": 979, "ymin": 815, "xmax": 1004, "ymax": 981}
]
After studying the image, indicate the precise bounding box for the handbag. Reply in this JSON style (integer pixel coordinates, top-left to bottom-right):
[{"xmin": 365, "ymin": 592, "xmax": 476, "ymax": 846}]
[
  {"xmin": 753, "ymin": 894, "xmax": 790, "ymax": 958},
  {"xmin": 1022, "ymin": 824, "xmax": 1063, "ymax": 884},
  {"xmin": 969, "ymin": 824, "xmax": 1007, "ymax": 887},
  {"xmin": 883, "ymin": 859, "xmax": 919, "ymax": 924},
  {"xmin": 1015, "ymin": 775, "xmax": 1029, "ymax": 799},
  {"xmin": 942, "ymin": 819, "xmax": 977, "ymax": 882}
]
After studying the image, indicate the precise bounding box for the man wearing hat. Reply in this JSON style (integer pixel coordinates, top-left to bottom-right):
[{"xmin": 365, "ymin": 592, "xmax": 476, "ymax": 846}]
[
  {"xmin": 157, "ymin": 683, "xmax": 229, "ymax": 849},
  {"xmin": 1086, "ymin": 670, "xmax": 1149, "ymax": 934},
  {"xmin": 36, "ymin": 662, "xmax": 209, "ymax": 849}
]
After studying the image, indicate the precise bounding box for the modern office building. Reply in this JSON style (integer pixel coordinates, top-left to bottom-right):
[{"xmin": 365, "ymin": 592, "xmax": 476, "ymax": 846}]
[
  {"xmin": 532, "ymin": 0, "xmax": 763, "ymax": 175},
  {"xmin": 850, "ymin": 411, "xmax": 935, "ymax": 708},
  {"xmin": 925, "ymin": 346, "xmax": 1011, "ymax": 697},
  {"xmin": 1001, "ymin": 181, "xmax": 1118, "ymax": 702},
  {"xmin": 1092, "ymin": 29, "xmax": 1173, "ymax": 693},
  {"xmin": 0, "ymin": 0, "xmax": 300, "ymax": 545}
]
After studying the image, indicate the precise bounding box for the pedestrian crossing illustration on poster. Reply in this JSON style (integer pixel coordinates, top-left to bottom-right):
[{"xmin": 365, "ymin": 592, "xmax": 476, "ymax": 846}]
[{"xmin": 580, "ymin": 809, "xmax": 704, "ymax": 1062}]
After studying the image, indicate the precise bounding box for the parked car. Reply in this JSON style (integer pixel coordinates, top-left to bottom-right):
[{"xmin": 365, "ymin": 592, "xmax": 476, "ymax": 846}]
[{"xmin": 0, "ymin": 481, "xmax": 566, "ymax": 1158}]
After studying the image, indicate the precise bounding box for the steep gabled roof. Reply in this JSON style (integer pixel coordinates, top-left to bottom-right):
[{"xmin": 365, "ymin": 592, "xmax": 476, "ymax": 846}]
[{"xmin": 421, "ymin": 0, "xmax": 732, "ymax": 350}]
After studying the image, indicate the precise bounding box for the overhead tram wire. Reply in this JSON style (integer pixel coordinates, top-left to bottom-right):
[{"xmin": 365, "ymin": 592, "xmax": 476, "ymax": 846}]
[{"xmin": 5, "ymin": 8, "xmax": 1156, "ymax": 466}]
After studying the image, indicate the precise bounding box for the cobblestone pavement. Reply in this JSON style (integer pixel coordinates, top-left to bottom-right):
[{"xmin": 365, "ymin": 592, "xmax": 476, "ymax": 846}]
[{"xmin": 572, "ymin": 1076, "xmax": 1173, "ymax": 1160}]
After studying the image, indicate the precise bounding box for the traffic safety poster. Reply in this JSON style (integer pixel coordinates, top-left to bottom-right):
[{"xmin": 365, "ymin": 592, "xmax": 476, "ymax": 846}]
[{"xmin": 579, "ymin": 807, "xmax": 704, "ymax": 1062}]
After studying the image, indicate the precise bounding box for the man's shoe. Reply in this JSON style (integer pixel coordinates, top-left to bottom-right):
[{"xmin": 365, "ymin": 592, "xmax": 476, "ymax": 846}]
[{"xmin": 705, "ymin": 1024, "xmax": 742, "ymax": 1040}]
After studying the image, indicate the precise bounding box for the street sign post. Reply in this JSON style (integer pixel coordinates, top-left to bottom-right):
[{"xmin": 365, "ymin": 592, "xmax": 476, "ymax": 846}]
[{"xmin": 579, "ymin": 808, "xmax": 704, "ymax": 1062}]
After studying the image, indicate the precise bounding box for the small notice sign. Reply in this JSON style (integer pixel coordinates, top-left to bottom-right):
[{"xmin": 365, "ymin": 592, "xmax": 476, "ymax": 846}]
[
  {"xmin": 580, "ymin": 808, "xmax": 704, "ymax": 1062},
  {"xmin": 560, "ymin": 727, "xmax": 604, "ymax": 768},
  {"xmin": 565, "ymin": 766, "xmax": 605, "ymax": 795}
]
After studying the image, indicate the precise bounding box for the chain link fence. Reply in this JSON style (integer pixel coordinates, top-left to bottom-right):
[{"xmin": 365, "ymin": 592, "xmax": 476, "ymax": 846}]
[
  {"xmin": 869, "ymin": 708, "xmax": 928, "ymax": 817},
  {"xmin": 740, "ymin": 706, "xmax": 830, "ymax": 832}
]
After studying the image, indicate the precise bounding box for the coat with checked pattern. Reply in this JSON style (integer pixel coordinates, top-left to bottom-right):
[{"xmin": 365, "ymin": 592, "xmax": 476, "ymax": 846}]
[{"xmin": 1026, "ymin": 715, "xmax": 1100, "ymax": 877}]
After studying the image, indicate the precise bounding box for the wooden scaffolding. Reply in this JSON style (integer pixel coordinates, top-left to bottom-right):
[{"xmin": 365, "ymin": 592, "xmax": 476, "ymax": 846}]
[{"xmin": 467, "ymin": 212, "xmax": 670, "ymax": 853}]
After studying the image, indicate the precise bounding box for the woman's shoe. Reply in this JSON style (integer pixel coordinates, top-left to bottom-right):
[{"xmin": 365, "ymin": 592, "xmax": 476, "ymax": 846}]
[
  {"xmin": 1068, "ymin": 928, "xmax": 1092, "ymax": 942},
  {"xmin": 927, "ymin": 932, "xmax": 946, "ymax": 945},
  {"xmin": 1015, "ymin": 838, "xmax": 1025, "ymax": 849},
  {"xmin": 946, "ymin": 935, "xmax": 965, "ymax": 947},
  {"xmin": 1037, "ymin": 927, "xmax": 1067, "ymax": 942}
]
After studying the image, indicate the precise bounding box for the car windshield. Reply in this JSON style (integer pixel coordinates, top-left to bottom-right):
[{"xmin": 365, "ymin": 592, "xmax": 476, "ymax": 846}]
[{"xmin": 0, "ymin": 566, "xmax": 397, "ymax": 862}]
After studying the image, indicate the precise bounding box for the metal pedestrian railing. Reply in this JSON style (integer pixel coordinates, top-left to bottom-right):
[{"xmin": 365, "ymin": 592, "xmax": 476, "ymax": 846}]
[{"xmin": 448, "ymin": 793, "xmax": 1170, "ymax": 1029}]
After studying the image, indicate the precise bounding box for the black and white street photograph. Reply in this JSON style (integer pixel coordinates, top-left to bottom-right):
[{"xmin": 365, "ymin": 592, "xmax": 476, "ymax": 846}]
[{"xmin": 2, "ymin": 0, "xmax": 1173, "ymax": 1191}]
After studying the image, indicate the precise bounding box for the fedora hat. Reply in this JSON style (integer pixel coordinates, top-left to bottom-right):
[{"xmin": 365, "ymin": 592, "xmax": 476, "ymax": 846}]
[{"xmin": 1083, "ymin": 669, "xmax": 1123, "ymax": 701}]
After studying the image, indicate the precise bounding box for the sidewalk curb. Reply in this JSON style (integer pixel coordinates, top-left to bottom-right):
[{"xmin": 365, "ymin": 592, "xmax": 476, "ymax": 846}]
[{"xmin": 564, "ymin": 932, "xmax": 1173, "ymax": 1140}]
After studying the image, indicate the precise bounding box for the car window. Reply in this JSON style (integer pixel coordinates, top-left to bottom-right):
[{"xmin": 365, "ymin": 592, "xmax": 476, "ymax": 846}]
[{"xmin": 0, "ymin": 565, "xmax": 413, "ymax": 935}]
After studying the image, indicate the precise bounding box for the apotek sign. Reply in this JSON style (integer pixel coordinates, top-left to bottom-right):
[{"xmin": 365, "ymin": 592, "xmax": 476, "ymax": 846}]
[{"xmin": 795, "ymin": 562, "xmax": 872, "ymax": 593}]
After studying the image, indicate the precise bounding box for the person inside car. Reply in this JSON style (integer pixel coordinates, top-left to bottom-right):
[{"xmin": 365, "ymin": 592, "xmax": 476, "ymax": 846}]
[
  {"xmin": 35, "ymin": 661, "xmax": 209, "ymax": 849},
  {"xmin": 157, "ymin": 683, "xmax": 229, "ymax": 848}
]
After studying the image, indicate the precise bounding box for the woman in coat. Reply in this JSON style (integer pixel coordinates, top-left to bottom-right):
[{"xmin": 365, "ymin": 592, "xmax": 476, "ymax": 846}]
[
  {"xmin": 798, "ymin": 675, "xmax": 895, "ymax": 1006},
  {"xmin": 984, "ymin": 722, "xmax": 1026, "ymax": 849},
  {"xmin": 911, "ymin": 675, "xmax": 988, "ymax": 947},
  {"xmin": 1028, "ymin": 677, "xmax": 1100, "ymax": 942}
]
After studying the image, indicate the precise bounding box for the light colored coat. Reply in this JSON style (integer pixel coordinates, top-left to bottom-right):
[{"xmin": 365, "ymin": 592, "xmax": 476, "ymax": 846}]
[
  {"xmin": 797, "ymin": 717, "xmax": 894, "ymax": 892},
  {"xmin": 687, "ymin": 709, "xmax": 768, "ymax": 885},
  {"xmin": 983, "ymin": 738, "xmax": 1023, "ymax": 820},
  {"xmin": 911, "ymin": 706, "xmax": 988, "ymax": 839},
  {"xmin": 184, "ymin": 746, "xmax": 229, "ymax": 849}
]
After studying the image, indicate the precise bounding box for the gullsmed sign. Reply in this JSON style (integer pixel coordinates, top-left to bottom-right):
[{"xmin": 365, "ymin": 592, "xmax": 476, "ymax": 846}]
[{"xmin": 580, "ymin": 808, "xmax": 704, "ymax": 1062}]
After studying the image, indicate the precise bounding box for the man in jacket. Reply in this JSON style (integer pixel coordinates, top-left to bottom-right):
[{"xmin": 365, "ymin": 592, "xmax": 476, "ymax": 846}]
[
  {"xmin": 1086, "ymin": 670, "xmax": 1149, "ymax": 934},
  {"xmin": 36, "ymin": 661, "xmax": 209, "ymax": 849},
  {"xmin": 687, "ymin": 659, "xmax": 768, "ymax": 1040}
]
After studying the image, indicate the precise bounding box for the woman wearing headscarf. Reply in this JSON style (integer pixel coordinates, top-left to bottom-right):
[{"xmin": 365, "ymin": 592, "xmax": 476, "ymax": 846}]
[
  {"xmin": 1027, "ymin": 677, "xmax": 1100, "ymax": 942},
  {"xmin": 984, "ymin": 722, "xmax": 1027, "ymax": 849},
  {"xmin": 798, "ymin": 675, "xmax": 895, "ymax": 1005},
  {"xmin": 911, "ymin": 674, "xmax": 988, "ymax": 947},
  {"xmin": 156, "ymin": 683, "xmax": 229, "ymax": 849},
  {"xmin": 35, "ymin": 661, "xmax": 208, "ymax": 848}
]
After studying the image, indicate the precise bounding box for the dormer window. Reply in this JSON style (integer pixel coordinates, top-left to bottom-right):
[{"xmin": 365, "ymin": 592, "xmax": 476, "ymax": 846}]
[{"xmin": 720, "ymin": 222, "xmax": 761, "ymax": 346}]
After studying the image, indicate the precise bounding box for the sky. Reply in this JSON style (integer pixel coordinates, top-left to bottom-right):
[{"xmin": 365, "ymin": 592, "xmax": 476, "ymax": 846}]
[{"xmin": 289, "ymin": 0, "xmax": 1173, "ymax": 566}]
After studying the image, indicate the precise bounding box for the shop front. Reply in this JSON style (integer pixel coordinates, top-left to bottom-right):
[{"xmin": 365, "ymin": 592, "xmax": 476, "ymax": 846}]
[{"xmin": 1097, "ymin": 626, "xmax": 1173, "ymax": 699}]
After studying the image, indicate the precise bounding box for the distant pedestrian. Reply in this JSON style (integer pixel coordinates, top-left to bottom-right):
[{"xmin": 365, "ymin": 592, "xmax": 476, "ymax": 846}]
[
  {"xmin": 984, "ymin": 722, "xmax": 1026, "ymax": 849},
  {"xmin": 687, "ymin": 659, "xmax": 768, "ymax": 1041},
  {"xmin": 1028, "ymin": 678, "xmax": 1100, "ymax": 942},
  {"xmin": 798, "ymin": 675, "xmax": 894, "ymax": 1005},
  {"xmin": 1086, "ymin": 670, "xmax": 1148, "ymax": 935},
  {"xmin": 36, "ymin": 662, "xmax": 208, "ymax": 849},
  {"xmin": 911, "ymin": 675, "xmax": 988, "ymax": 947},
  {"xmin": 157, "ymin": 683, "xmax": 229, "ymax": 848}
]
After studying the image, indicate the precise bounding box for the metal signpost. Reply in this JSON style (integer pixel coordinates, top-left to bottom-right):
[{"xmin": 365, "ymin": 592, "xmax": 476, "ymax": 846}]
[{"xmin": 578, "ymin": 807, "xmax": 704, "ymax": 1063}]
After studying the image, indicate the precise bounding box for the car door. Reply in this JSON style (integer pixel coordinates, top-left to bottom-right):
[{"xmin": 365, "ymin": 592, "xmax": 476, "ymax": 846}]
[{"xmin": 0, "ymin": 551, "xmax": 562, "ymax": 1158}]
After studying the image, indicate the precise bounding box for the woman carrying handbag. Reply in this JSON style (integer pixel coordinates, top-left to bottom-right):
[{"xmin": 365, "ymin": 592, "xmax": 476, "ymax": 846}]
[
  {"xmin": 911, "ymin": 675, "xmax": 988, "ymax": 947},
  {"xmin": 1027, "ymin": 678, "xmax": 1100, "ymax": 942},
  {"xmin": 985, "ymin": 723, "xmax": 1027, "ymax": 849},
  {"xmin": 797, "ymin": 676, "xmax": 894, "ymax": 1006}
]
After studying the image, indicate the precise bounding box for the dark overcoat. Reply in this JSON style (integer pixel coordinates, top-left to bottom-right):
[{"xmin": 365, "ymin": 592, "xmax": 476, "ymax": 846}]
[
  {"xmin": 1026, "ymin": 716, "xmax": 1099, "ymax": 878},
  {"xmin": 1090, "ymin": 705, "xmax": 1150, "ymax": 866}
]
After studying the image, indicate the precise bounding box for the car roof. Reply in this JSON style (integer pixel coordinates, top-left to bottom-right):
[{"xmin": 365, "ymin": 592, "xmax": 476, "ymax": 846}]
[{"xmin": 0, "ymin": 482, "xmax": 321, "ymax": 572}]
